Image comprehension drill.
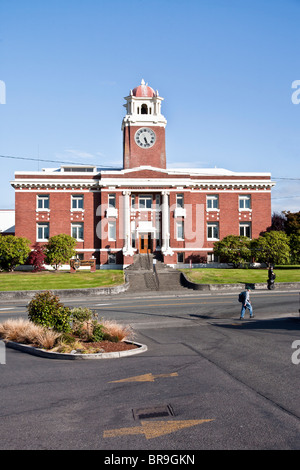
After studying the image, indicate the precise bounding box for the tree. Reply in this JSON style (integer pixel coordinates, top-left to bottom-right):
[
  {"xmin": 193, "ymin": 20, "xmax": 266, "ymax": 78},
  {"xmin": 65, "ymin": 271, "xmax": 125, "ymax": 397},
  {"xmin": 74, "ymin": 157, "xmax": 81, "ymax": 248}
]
[
  {"xmin": 27, "ymin": 244, "xmax": 46, "ymax": 272},
  {"xmin": 44, "ymin": 234, "xmax": 77, "ymax": 270},
  {"xmin": 283, "ymin": 211, "xmax": 300, "ymax": 236},
  {"xmin": 251, "ymin": 231, "xmax": 290, "ymax": 265},
  {"xmin": 266, "ymin": 212, "xmax": 287, "ymax": 232},
  {"xmin": 289, "ymin": 233, "xmax": 300, "ymax": 264},
  {"xmin": 0, "ymin": 235, "xmax": 31, "ymax": 271},
  {"xmin": 213, "ymin": 235, "xmax": 252, "ymax": 267}
]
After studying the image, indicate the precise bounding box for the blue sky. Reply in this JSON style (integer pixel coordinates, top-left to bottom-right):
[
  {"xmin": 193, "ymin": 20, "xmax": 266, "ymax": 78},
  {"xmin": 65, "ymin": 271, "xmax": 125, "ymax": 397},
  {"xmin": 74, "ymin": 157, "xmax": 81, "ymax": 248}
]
[{"xmin": 0, "ymin": 0, "xmax": 299, "ymax": 212}]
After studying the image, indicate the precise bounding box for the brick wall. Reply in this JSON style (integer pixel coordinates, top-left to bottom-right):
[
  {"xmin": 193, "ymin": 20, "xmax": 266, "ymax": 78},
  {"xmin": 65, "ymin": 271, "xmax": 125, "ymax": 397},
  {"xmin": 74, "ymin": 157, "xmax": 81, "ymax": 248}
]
[{"xmin": 123, "ymin": 126, "xmax": 166, "ymax": 169}]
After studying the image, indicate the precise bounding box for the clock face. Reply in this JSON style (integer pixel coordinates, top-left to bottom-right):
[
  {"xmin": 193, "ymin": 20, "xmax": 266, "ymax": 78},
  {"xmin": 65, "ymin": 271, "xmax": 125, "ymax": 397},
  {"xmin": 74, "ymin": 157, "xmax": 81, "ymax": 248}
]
[{"xmin": 135, "ymin": 127, "xmax": 156, "ymax": 148}]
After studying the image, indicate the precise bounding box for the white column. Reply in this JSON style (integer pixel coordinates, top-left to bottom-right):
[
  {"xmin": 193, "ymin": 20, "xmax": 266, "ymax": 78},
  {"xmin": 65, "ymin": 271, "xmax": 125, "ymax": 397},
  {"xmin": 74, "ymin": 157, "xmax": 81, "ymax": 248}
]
[
  {"xmin": 122, "ymin": 190, "xmax": 134, "ymax": 256},
  {"xmin": 161, "ymin": 191, "xmax": 173, "ymax": 255}
]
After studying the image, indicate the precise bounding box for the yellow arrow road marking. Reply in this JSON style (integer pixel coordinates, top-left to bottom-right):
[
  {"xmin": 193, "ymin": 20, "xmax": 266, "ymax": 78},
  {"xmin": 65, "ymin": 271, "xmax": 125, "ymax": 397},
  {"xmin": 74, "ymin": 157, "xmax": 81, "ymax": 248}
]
[
  {"xmin": 103, "ymin": 419, "xmax": 214, "ymax": 440},
  {"xmin": 109, "ymin": 372, "xmax": 178, "ymax": 383}
]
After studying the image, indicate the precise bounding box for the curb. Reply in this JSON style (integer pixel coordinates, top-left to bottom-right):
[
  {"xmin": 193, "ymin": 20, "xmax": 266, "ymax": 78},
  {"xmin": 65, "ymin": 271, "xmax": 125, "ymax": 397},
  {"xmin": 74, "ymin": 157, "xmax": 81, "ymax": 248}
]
[
  {"xmin": 0, "ymin": 281, "xmax": 130, "ymax": 300},
  {"xmin": 5, "ymin": 340, "xmax": 147, "ymax": 360}
]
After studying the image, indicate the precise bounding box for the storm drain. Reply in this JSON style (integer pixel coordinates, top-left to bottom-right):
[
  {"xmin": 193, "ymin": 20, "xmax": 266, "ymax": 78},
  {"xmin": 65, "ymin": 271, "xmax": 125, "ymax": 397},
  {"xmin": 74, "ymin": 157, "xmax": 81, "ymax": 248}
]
[{"xmin": 132, "ymin": 404, "xmax": 175, "ymax": 421}]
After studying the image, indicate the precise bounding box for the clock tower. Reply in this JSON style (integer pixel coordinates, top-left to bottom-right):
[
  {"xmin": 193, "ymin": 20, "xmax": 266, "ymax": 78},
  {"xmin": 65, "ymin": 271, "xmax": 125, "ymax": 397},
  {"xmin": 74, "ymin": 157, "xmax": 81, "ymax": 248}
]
[{"xmin": 122, "ymin": 79, "xmax": 167, "ymax": 169}]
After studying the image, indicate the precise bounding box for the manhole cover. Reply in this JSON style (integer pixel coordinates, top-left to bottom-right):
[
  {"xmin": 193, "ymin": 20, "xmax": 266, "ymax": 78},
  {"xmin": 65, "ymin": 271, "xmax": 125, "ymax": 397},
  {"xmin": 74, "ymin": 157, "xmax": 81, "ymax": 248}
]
[{"xmin": 132, "ymin": 404, "xmax": 174, "ymax": 420}]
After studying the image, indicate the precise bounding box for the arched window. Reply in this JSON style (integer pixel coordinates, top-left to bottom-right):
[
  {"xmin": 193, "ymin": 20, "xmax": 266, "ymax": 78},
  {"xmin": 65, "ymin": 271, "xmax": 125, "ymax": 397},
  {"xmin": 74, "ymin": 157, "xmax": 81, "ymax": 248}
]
[{"xmin": 141, "ymin": 104, "xmax": 148, "ymax": 114}]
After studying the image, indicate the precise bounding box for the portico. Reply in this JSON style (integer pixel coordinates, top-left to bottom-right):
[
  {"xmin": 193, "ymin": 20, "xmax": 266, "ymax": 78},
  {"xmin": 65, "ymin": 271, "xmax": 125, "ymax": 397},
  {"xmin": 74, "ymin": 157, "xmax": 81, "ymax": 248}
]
[{"xmin": 121, "ymin": 189, "xmax": 173, "ymax": 257}]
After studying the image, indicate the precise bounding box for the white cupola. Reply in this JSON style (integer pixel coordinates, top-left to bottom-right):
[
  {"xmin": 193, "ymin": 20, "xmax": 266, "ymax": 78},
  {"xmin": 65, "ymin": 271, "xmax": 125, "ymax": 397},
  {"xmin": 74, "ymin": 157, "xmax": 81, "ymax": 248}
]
[{"xmin": 121, "ymin": 79, "xmax": 167, "ymax": 129}]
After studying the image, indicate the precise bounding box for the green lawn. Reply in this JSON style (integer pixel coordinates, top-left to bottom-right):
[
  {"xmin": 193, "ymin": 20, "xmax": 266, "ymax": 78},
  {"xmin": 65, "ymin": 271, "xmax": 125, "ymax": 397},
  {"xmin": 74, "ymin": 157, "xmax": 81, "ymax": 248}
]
[
  {"xmin": 0, "ymin": 270, "xmax": 125, "ymax": 291},
  {"xmin": 0, "ymin": 268, "xmax": 299, "ymax": 292},
  {"xmin": 181, "ymin": 268, "xmax": 300, "ymax": 284}
]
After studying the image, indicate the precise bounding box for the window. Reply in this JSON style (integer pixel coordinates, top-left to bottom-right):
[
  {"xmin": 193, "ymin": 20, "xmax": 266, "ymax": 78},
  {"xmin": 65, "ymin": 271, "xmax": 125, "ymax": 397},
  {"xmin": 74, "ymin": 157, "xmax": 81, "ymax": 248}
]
[
  {"xmin": 239, "ymin": 222, "xmax": 251, "ymax": 238},
  {"xmin": 207, "ymin": 195, "xmax": 219, "ymax": 210},
  {"xmin": 71, "ymin": 223, "xmax": 84, "ymax": 241},
  {"xmin": 108, "ymin": 220, "xmax": 116, "ymax": 240},
  {"xmin": 131, "ymin": 195, "xmax": 136, "ymax": 209},
  {"xmin": 63, "ymin": 166, "xmax": 95, "ymax": 172},
  {"xmin": 239, "ymin": 195, "xmax": 251, "ymax": 210},
  {"xmin": 139, "ymin": 195, "xmax": 152, "ymax": 209},
  {"xmin": 176, "ymin": 194, "xmax": 184, "ymax": 208},
  {"xmin": 37, "ymin": 195, "xmax": 49, "ymax": 210},
  {"xmin": 141, "ymin": 103, "xmax": 148, "ymax": 114},
  {"xmin": 108, "ymin": 253, "xmax": 116, "ymax": 264},
  {"xmin": 71, "ymin": 195, "xmax": 84, "ymax": 210},
  {"xmin": 177, "ymin": 252, "xmax": 184, "ymax": 263},
  {"xmin": 108, "ymin": 194, "xmax": 116, "ymax": 208},
  {"xmin": 176, "ymin": 221, "xmax": 184, "ymax": 240},
  {"xmin": 131, "ymin": 231, "xmax": 136, "ymax": 248},
  {"xmin": 207, "ymin": 253, "xmax": 218, "ymax": 263},
  {"xmin": 155, "ymin": 194, "xmax": 161, "ymax": 208},
  {"xmin": 37, "ymin": 223, "xmax": 49, "ymax": 241},
  {"xmin": 207, "ymin": 222, "xmax": 219, "ymax": 240}
]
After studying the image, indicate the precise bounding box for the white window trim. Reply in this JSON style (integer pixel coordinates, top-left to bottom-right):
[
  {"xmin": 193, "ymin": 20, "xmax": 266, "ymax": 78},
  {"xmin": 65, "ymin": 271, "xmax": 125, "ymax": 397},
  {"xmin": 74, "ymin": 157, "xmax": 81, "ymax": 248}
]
[
  {"xmin": 36, "ymin": 195, "xmax": 50, "ymax": 211},
  {"xmin": 239, "ymin": 222, "xmax": 252, "ymax": 238},
  {"xmin": 36, "ymin": 223, "xmax": 49, "ymax": 241},
  {"xmin": 239, "ymin": 195, "xmax": 252, "ymax": 211},
  {"xmin": 108, "ymin": 194, "xmax": 116, "ymax": 208},
  {"xmin": 71, "ymin": 223, "xmax": 84, "ymax": 241},
  {"xmin": 138, "ymin": 194, "xmax": 153, "ymax": 210},
  {"xmin": 207, "ymin": 222, "xmax": 219, "ymax": 240},
  {"xmin": 176, "ymin": 221, "xmax": 184, "ymax": 241},
  {"xmin": 177, "ymin": 252, "xmax": 184, "ymax": 263},
  {"xmin": 206, "ymin": 195, "xmax": 219, "ymax": 211},
  {"xmin": 108, "ymin": 253, "xmax": 117, "ymax": 264},
  {"xmin": 176, "ymin": 194, "xmax": 184, "ymax": 208},
  {"xmin": 108, "ymin": 220, "xmax": 116, "ymax": 241},
  {"xmin": 71, "ymin": 195, "xmax": 84, "ymax": 211}
]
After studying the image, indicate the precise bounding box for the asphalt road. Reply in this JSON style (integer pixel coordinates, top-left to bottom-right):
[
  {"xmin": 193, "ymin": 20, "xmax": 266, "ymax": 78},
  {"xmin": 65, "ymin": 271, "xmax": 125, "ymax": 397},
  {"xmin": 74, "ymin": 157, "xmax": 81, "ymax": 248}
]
[{"xmin": 0, "ymin": 288, "xmax": 299, "ymax": 452}]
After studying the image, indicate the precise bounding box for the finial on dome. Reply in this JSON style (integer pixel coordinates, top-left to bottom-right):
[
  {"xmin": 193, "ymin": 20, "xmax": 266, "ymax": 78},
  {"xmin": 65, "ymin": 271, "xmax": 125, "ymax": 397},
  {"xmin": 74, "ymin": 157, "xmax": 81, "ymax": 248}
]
[{"xmin": 141, "ymin": 78, "xmax": 145, "ymax": 85}]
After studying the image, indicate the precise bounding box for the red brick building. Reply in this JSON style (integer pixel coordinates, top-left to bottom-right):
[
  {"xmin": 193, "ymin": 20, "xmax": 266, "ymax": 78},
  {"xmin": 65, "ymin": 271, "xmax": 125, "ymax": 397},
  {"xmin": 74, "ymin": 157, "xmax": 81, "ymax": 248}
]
[{"xmin": 11, "ymin": 80, "xmax": 275, "ymax": 268}]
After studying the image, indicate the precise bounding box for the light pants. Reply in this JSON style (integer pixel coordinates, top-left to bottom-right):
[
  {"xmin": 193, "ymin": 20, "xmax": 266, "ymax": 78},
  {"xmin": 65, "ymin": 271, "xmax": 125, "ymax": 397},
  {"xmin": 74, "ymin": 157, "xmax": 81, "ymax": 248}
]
[{"xmin": 240, "ymin": 301, "xmax": 253, "ymax": 318}]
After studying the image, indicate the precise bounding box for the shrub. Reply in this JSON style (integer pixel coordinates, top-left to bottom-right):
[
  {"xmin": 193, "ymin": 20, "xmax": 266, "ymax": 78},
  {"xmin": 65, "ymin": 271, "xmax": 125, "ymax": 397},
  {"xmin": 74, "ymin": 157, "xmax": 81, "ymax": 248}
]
[
  {"xmin": 213, "ymin": 235, "xmax": 251, "ymax": 266},
  {"xmin": 27, "ymin": 245, "xmax": 46, "ymax": 272},
  {"xmin": 0, "ymin": 235, "xmax": 31, "ymax": 271},
  {"xmin": 44, "ymin": 234, "xmax": 77, "ymax": 270},
  {"xmin": 70, "ymin": 307, "xmax": 98, "ymax": 340},
  {"xmin": 70, "ymin": 307, "xmax": 97, "ymax": 324},
  {"xmin": 0, "ymin": 318, "xmax": 61, "ymax": 349},
  {"xmin": 91, "ymin": 323, "xmax": 106, "ymax": 342},
  {"xmin": 27, "ymin": 291, "xmax": 71, "ymax": 333},
  {"xmin": 102, "ymin": 319, "xmax": 134, "ymax": 342}
]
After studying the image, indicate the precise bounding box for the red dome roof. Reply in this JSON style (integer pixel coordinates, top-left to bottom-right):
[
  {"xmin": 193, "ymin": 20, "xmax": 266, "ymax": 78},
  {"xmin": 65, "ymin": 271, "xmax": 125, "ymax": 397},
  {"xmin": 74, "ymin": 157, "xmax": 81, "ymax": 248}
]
[{"xmin": 132, "ymin": 79, "xmax": 155, "ymax": 97}]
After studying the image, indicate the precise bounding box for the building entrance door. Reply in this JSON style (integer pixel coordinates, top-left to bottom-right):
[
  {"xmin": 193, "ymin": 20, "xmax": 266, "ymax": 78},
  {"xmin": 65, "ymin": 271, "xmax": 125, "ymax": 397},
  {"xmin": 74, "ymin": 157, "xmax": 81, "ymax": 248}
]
[{"xmin": 139, "ymin": 233, "xmax": 152, "ymax": 253}]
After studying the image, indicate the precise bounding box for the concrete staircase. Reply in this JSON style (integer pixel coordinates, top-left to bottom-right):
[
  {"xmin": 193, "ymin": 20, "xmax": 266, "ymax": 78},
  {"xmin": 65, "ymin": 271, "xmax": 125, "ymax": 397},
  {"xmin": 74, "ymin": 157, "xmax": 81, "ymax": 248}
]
[{"xmin": 125, "ymin": 254, "xmax": 187, "ymax": 292}]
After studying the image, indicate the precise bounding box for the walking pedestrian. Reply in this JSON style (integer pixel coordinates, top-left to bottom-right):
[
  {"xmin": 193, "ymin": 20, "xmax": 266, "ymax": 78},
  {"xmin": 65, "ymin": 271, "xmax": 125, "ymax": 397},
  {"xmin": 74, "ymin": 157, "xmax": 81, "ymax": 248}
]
[{"xmin": 240, "ymin": 288, "xmax": 254, "ymax": 319}]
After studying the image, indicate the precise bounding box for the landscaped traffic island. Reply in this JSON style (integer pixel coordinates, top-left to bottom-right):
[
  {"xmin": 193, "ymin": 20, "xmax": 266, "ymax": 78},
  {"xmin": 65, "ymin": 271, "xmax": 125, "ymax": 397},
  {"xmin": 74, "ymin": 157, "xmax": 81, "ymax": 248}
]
[{"xmin": 0, "ymin": 291, "xmax": 146, "ymax": 359}]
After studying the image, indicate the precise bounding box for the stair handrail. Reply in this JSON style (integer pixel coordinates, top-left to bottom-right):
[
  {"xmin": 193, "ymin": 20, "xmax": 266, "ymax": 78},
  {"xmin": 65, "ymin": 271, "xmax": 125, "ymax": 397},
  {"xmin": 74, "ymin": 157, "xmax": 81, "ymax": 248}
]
[{"xmin": 153, "ymin": 260, "xmax": 159, "ymax": 290}]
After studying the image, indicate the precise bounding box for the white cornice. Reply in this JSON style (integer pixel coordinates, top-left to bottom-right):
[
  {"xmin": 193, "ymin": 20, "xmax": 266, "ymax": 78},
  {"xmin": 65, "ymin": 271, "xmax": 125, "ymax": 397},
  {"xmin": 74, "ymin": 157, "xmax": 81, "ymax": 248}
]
[
  {"xmin": 10, "ymin": 166, "xmax": 275, "ymax": 190},
  {"xmin": 98, "ymin": 178, "xmax": 275, "ymax": 189}
]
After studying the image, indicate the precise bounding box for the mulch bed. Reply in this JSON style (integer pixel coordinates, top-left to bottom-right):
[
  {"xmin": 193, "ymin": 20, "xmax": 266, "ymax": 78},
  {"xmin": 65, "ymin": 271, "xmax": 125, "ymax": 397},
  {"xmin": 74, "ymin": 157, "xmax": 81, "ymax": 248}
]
[{"xmin": 75, "ymin": 340, "xmax": 138, "ymax": 353}]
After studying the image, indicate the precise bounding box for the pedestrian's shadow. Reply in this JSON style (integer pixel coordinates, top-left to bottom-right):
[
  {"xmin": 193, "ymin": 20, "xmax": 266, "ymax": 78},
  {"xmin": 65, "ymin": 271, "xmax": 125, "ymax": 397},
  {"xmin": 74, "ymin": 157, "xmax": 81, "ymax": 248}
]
[{"xmin": 211, "ymin": 317, "xmax": 300, "ymax": 331}]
